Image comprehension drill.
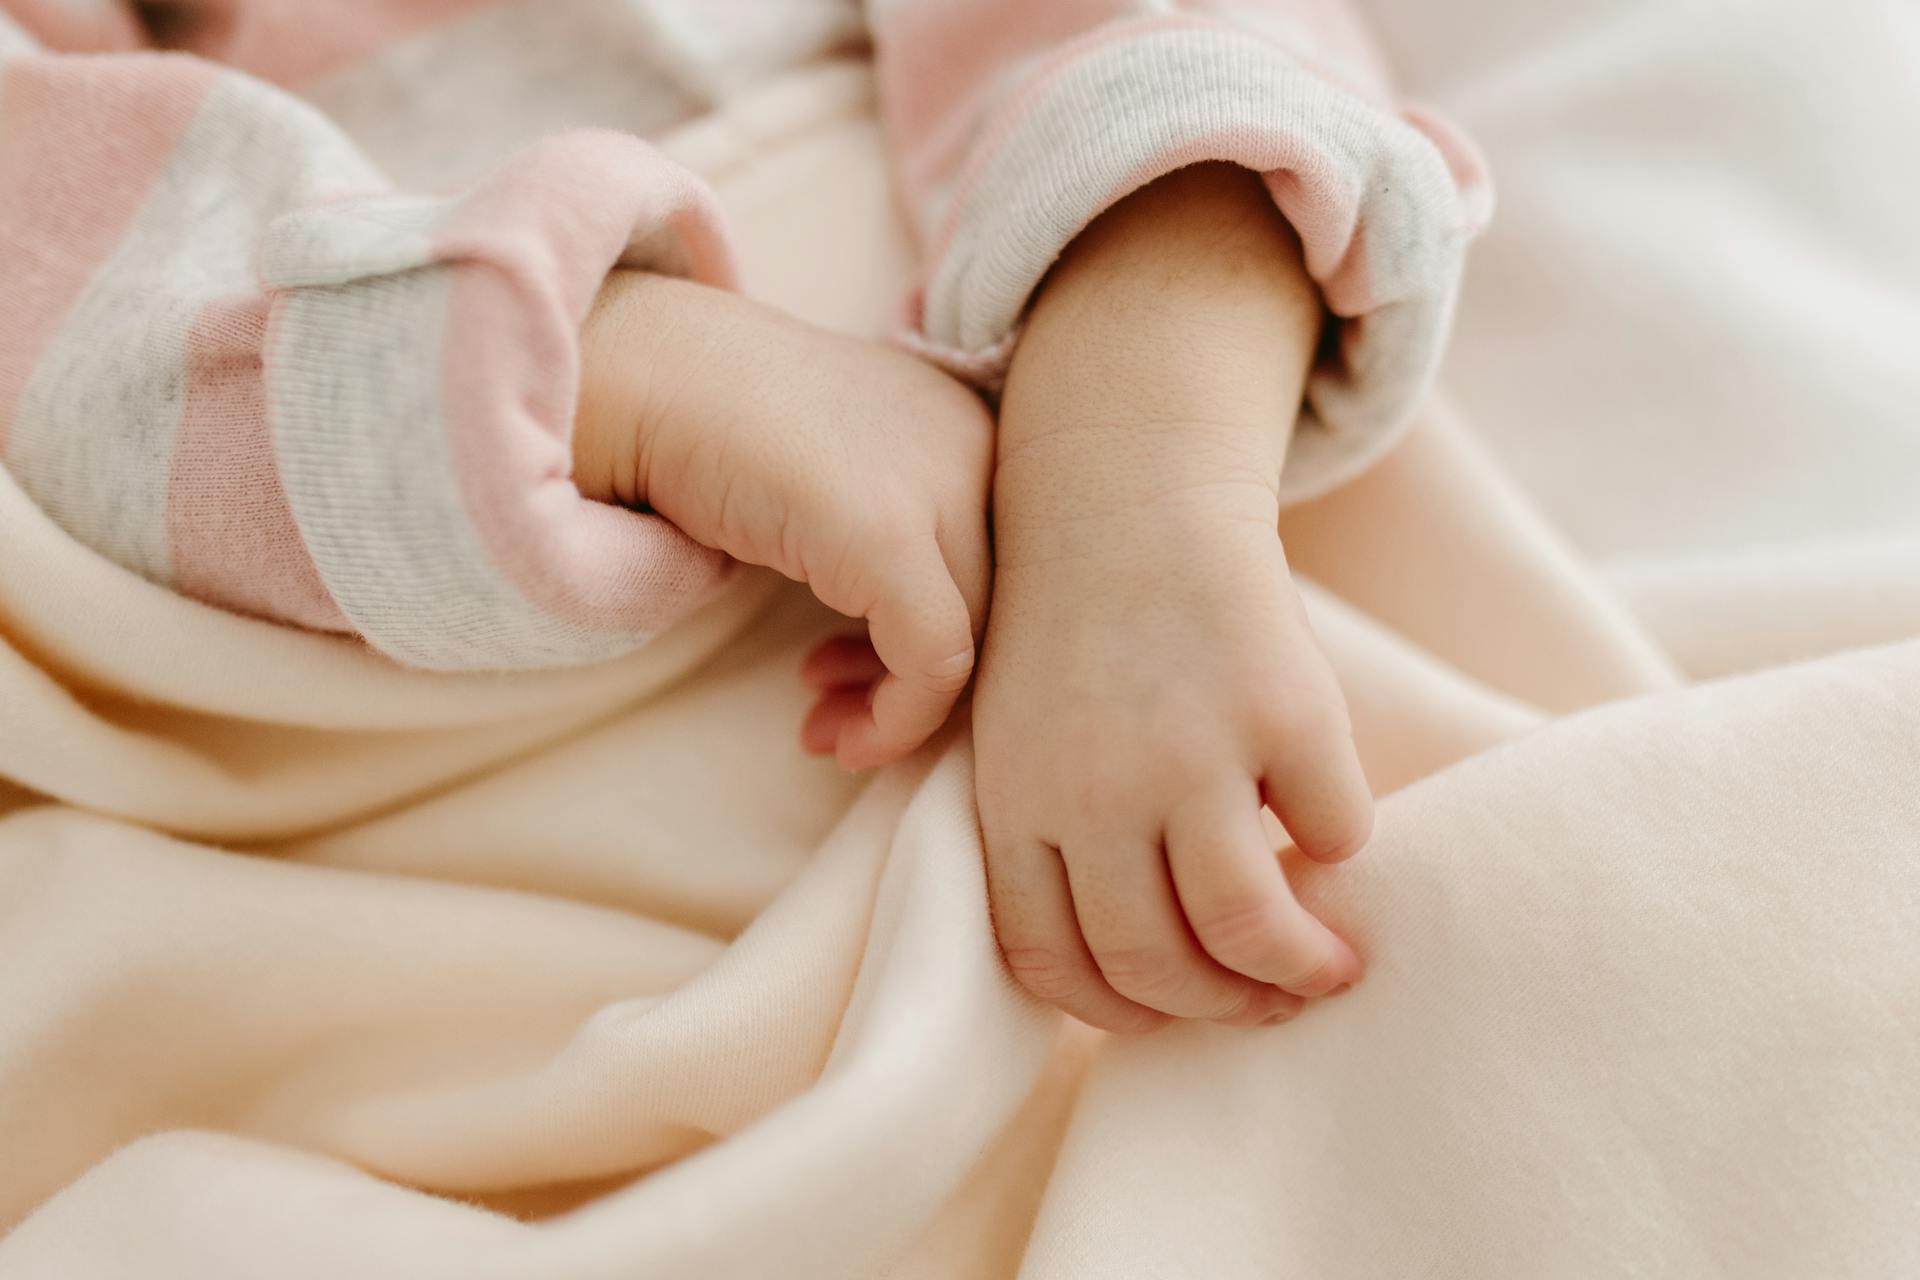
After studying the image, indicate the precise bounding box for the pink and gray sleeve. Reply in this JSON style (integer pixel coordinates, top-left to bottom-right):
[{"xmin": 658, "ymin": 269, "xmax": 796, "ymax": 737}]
[
  {"xmin": 0, "ymin": 0, "xmax": 1489, "ymax": 671},
  {"xmin": 0, "ymin": 20, "xmax": 737, "ymax": 671},
  {"xmin": 867, "ymin": 0, "xmax": 1494, "ymax": 503}
]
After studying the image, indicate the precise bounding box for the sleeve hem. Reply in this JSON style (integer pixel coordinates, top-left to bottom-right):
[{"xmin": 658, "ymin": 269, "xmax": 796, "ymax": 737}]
[
  {"xmin": 261, "ymin": 131, "xmax": 739, "ymax": 671},
  {"xmin": 908, "ymin": 19, "xmax": 1492, "ymax": 503}
]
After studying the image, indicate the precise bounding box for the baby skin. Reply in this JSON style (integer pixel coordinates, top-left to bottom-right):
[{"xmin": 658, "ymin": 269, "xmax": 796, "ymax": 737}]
[{"xmin": 574, "ymin": 162, "xmax": 1371, "ymax": 1032}]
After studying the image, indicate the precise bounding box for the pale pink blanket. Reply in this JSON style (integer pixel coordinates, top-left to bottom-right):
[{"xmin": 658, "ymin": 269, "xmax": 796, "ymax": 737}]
[{"xmin": 3, "ymin": 6, "xmax": 1919, "ymax": 1276}]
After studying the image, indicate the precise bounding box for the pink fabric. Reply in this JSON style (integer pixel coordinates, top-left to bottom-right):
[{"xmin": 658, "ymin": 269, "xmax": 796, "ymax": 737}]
[
  {"xmin": 431, "ymin": 132, "xmax": 738, "ymax": 634},
  {"xmin": 877, "ymin": 0, "xmax": 1121, "ymax": 200},
  {"xmin": 169, "ymin": 294, "xmax": 345, "ymax": 631},
  {"xmin": 905, "ymin": 13, "xmax": 1186, "ymax": 237},
  {"xmin": 1399, "ymin": 103, "xmax": 1494, "ymax": 231},
  {"xmin": 896, "ymin": 9, "xmax": 1403, "ymax": 303},
  {"xmin": 0, "ymin": 54, "xmax": 211, "ymax": 455},
  {"xmin": 163, "ymin": 0, "xmax": 510, "ymax": 87},
  {"xmin": 876, "ymin": 2, "xmax": 1488, "ymax": 501},
  {"xmin": 2, "ymin": 0, "xmax": 145, "ymax": 51},
  {"xmin": 881, "ymin": 5, "xmax": 1399, "ymax": 245},
  {"xmin": 0, "ymin": 18, "xmax": 746, "ymax": 667},
  {"xmin": 1192, "ymin": 0, "xmax": 1395, "ymax": 83}
]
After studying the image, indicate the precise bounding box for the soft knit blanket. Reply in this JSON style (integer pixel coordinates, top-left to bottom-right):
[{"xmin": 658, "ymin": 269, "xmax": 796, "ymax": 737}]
[{"xmin": 3, "ymin": 4, "xmax": 1918, "ymax": 1275}]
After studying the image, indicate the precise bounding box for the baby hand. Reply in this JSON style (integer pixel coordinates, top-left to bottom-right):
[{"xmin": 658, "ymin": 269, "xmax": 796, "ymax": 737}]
[
  {"xmin": 973, "ymin": 163, "xmax": 1372, "ymax": 1031},
  {"xmin": 974, "ymin": 456, "xmax": 1371, "ymax": 1032},
  {"xmin": 573, "ymin": 270, "xmax": 993, "ymax": 768}
]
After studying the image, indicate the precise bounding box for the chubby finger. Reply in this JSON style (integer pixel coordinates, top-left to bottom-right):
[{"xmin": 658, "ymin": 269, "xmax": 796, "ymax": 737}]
[
  {"xmin": 834, "ymin": 544, "xmax": 976, "ymax": 769},
  {"xmin": 1166, "ymin": 783, "xmax": 1363, "ymax": 998},
  {"xmin": 801, "ymin": 687, "xmax": 870, "ymax": 756},
  {"xmin": 936, "ymin": 506, "xmax": 992, "ymax": 651},
  {"xmin": 802, "ymin": 635, "xmax": 887, "ymax": 690},
  {"xmin": 1060, "ymin": 829, "xmax": 1274, "ymax": 1021},
  {"xmin": 1258, "ymin": 686, "xmax": 1374, "ymax": 864},
  {"xmin": 986, "ymin": 837, "xmax": 1168, "ymax": 1034}
]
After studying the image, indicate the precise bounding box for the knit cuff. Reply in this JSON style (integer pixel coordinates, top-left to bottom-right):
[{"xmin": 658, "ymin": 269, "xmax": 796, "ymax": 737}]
[
  {"xmin": 904, "ymin": 18, "xmax": 1492, "ymax": 503},
  {"xmin": 260, "ymin": 130, "xmax": 740, "ymax": 670}
]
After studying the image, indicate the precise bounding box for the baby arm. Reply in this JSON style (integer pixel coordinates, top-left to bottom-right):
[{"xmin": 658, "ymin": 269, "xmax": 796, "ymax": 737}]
[{"xmin": 974, "ymin": 162, "xmax": 1373, "ymax": 1032}]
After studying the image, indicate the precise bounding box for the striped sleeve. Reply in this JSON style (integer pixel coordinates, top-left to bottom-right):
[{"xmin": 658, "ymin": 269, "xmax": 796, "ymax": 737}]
[
  {"xmin": 0, "ymin": 35, "xmax": 738, "ymax": 671},
  {"xmin": 867, "ymin": 0, "xmax": 1495, "ymax": 502}
]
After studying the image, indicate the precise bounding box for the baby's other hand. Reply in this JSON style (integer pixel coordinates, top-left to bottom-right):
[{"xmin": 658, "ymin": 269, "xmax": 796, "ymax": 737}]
[
  {"xmin": 972, "ymin": 162, "xmax": 1372, "ymax": 1032},
  {"xmin": 574, "ymin": 270, "xmax": 992, "ymax": 768},
  {"xmin": 975, "ymin": 466, "xmax": 1371, "ymax": 1033}
]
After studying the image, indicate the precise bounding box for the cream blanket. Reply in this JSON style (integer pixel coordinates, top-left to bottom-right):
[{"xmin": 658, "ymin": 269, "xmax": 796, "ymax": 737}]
[{"xmin": 4, "ymin": 6, "xmax": 1918, "ymax": 1274}]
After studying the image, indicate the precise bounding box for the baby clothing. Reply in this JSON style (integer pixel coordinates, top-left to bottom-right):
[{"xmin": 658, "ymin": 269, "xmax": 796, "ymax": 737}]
[{"xmin": 0, "ymin": 0, "xmax": 1488, "ymax": 669}]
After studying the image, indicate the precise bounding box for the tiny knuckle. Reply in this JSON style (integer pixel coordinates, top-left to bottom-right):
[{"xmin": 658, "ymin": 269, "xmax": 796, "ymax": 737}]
[
  {"xmin": 1002, "ymin": 946, "xmax": 1087, "ymax": 1003},
  {"xmin": 918, "ymin": 647, "xmax": 975, "ymax": 694},
  {"xmin": 1063, "ymin": 776, "xmax": 1112, "ymax": 817},
  {"xmin": 1092, "ymin": 946, "xmax": 1185, "ymax": 1004},
  {"xmin": 1245, "ymin": 704, "xmax": 1293, "ymax": 749},
  {"xmin": 1315, "ymin": 695, "xmax": 1357, "ymax": 742},
  {"xmin": 1258, "ymin": 689, "xmax": 1348, "ymax": 746},
  {"xmin": 1192, "ymin": 897, "xmax": 1286, "ymax": 962},
  {"xmin": 1062, "ymin": 753, "xmax": 1137, "ymax": 810}
]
